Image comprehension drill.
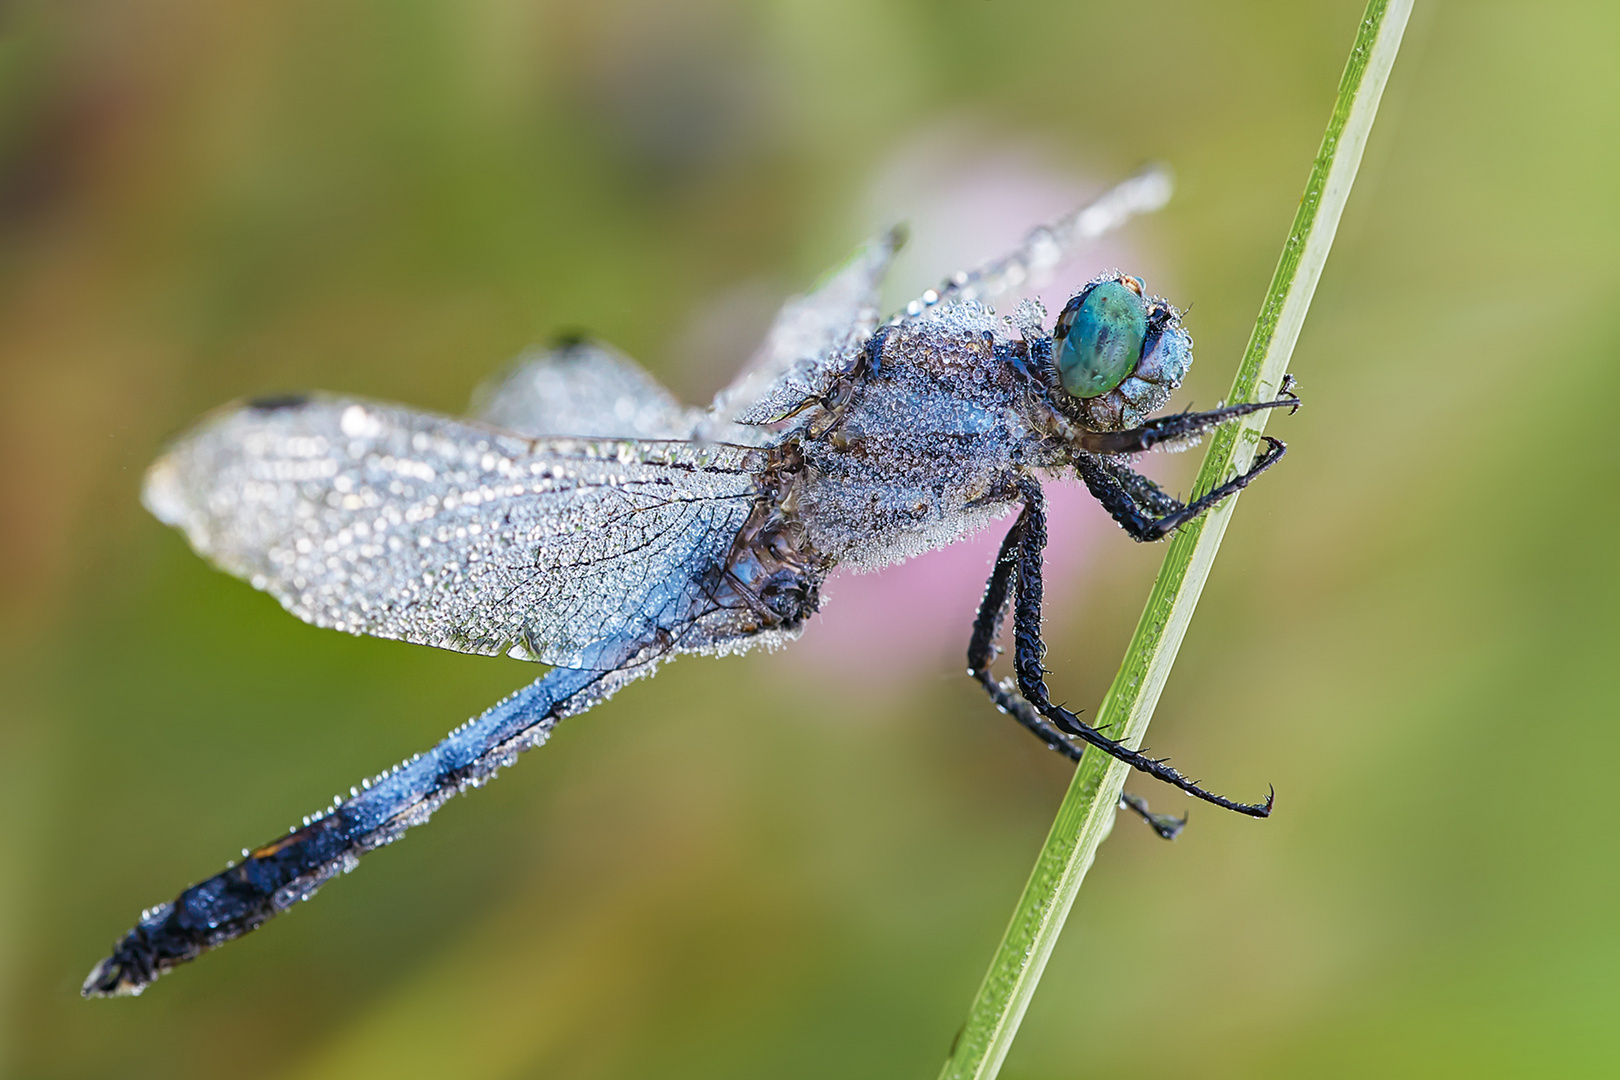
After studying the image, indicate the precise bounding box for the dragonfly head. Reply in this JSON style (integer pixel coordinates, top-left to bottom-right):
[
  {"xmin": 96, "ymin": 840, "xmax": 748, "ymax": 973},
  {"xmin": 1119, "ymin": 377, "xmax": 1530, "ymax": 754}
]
[{"xmin": 1048, "ymin": 272, "xmax": 1192, "ymax": 429}]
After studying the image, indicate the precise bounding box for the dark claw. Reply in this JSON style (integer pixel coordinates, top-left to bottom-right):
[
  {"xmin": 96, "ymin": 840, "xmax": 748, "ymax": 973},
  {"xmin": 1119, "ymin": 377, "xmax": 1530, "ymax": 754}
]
[
  {"xmin": 1145, "ymin": 812, "xmax": 1189, "ymax": 841},
  {"xmin": 1119, "ymin": 791, "xmax": 1189, "ymax": 840},
  {"xmin": 1276, "ymin": 373, "xmax": 1302, "ymax": 413},
  {"xmin": 1229, "ymin": 785, "xmax": 1276, "ymax": 819}
]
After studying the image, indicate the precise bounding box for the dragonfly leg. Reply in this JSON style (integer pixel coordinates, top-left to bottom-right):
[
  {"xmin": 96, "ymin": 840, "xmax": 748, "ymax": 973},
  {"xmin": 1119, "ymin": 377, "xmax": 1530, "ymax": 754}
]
[
  {"xmin": 1118, "ymin": 791, "xmax": 1188, "ymax": 841},
  {"xmin": 1076, "ymin": 437, "xmax": 1287, "ymax": 542},
  {"xmin": 967, "ymin": 510, "xmax": 1083, "ymax": 762},
  {"xmin": 1076, "ymin": 395, "xmax": 1298, "ymax": 456},
  {"xmin": 1003, "ymin": 476, "xmax": 1273, "ymax": 818},
  {"xmin": 1089, "ymin": 456, "xmax": 1183, "ymax": 517}
]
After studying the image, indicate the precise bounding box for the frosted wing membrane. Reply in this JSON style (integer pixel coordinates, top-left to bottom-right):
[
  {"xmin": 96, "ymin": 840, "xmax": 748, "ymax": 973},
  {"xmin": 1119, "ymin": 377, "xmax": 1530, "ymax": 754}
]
[
  {"xmin": 143, "ymin": 396, "xmax": 761, "ymax": 667},
  {"xmin": 897, "ymin": 165, "xmax": 1173, "ymax": 319},
  {"xmin": 707, "ymin": 227, "xmax": 903, "ymax": 429},
  {"xmin": 472, "ymin": 338, "xmax": 700, "ymax": 440}
]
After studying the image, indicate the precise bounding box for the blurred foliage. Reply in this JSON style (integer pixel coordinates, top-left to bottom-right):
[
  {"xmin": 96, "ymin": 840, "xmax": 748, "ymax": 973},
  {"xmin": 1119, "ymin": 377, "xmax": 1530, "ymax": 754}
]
[{"xmin": 1, "ymin": 1, "xmax": 1617, "ymax": 1078}]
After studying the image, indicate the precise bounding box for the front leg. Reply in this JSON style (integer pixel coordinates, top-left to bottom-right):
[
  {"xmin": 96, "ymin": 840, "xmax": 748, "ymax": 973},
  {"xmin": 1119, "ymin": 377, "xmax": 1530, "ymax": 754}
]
[
  {"xmin": 1090, "ymin": 456, "xmax": 1183, "ymax": 518},
  {"xmin": 1076, "ymin": 397, "xmax": 1298, "ymax": 456},
  {"xmin": 1077, "ymin": 437, "xmax": 1287, "ymax": 543}
]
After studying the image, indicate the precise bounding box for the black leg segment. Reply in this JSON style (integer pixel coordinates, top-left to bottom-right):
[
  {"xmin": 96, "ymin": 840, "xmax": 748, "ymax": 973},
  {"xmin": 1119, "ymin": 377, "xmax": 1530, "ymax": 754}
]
[
  {"xmin": 1077, "ymin": 397, "xmax": 1298, "ymax": 456},
  {"xmin": 966, "ymin": 474, "xmax": 1275, "ymax": 822},
  {"xmin": 1077, "ymin": 437, "xmax": 1287, "ymax": 543},
  {"xmin": 1118, "ymin": 792, "xmax": 1188, "ymax": 840},
  {"xmin": 967, "ymin": 509, "xmax": 1084, "ymax": 761},
  {"xmin": 1090, "ymin": 456, "xmax": 1184, "ymax": 519}
]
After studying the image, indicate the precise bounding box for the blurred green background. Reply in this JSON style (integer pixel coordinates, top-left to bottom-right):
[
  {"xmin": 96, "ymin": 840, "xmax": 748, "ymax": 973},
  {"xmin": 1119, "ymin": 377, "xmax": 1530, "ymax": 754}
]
[{"xmin": 3, "ymin": 1, "xmax": 1618, "ymax": 1077}]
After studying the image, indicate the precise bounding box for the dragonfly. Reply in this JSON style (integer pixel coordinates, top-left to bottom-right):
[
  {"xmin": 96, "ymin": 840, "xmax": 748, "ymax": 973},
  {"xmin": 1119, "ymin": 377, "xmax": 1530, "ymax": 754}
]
[{"xmin": 84, "ymin": 167, "xmax": 1295, "ymax": 997}]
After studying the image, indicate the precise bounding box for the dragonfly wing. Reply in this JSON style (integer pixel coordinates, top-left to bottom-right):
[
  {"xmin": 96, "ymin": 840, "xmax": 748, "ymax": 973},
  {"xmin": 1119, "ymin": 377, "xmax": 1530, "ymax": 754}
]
[
  {"xmin": 471, "ymin": 338, "xmax": 701, "ymax": 440},
  {"xmin": 706, "ymin": 227, "xmax": 903, "ymax": 430},
  {"xmin": 143, "ymin": 396, "xmax": 762, "ymax": 667},
  {"xmin": 894, "ymin": 166, "xmax": 1173, "ymax": 318}
]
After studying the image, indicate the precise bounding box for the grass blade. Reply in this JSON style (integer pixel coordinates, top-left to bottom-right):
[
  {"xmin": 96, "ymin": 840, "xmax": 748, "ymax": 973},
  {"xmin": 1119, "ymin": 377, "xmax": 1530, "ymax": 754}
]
[{"xmin": 938, "ymin": 3, "xmax": 1413, "ymax": 1077}]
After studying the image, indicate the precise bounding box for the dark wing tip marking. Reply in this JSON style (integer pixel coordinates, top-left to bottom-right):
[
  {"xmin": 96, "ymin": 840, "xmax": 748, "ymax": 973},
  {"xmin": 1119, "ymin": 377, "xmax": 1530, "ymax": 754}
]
[
  {"xmin": 247, "ymin": 394, "xmax": 312, "ymax": 412},
  {"xmin": 548, "ymin": 329, "xmax": 590, "ymax": 351}
]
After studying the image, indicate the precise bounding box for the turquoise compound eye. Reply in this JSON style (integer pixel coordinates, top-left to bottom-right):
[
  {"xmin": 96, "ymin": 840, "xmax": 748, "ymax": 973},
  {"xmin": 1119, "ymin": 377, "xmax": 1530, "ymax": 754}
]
[{"xmin": 1055, "ymin": 281, "xmax": 1148, "ymax": 399}]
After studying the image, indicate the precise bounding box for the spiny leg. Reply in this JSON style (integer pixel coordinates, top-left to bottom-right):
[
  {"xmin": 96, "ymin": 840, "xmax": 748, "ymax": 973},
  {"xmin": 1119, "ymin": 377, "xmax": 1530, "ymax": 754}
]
[
  {"xmin": 1077, "ymin": 397, "xmax": 1298, "ymax": 456},
  {"xmin": 1078, "ymin": 390, "xmax": 1295, "ymax": 538},
  {"xmin": 967, "ymin": 509, "xmax": 1083, "ymax": 760},
  {"xmin": 967, "ymin": 494, "xmax": 1197, "ymax": 838},
  {"xmin": 1091, "ymin": 456, "xmax": 1183, "ymax": 518},
  {"xmin": 1118, "ymin": 792, "xmax": 1188, "ymax": 841},
  {"xmin": 1077, "ymin": 437, "xmax": 1287, "ymax": 543},
  {"xmin": 1007, "ymin": 476, "xmax": 1273, "ymax": 818}
]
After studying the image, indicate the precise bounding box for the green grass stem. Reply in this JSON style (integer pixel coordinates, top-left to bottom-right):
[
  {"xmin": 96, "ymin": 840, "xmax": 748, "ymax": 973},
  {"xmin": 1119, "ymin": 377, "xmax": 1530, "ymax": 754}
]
[{"xmin": 937, "ymin": 3, "xmax": 1413, "ymax": 1076}]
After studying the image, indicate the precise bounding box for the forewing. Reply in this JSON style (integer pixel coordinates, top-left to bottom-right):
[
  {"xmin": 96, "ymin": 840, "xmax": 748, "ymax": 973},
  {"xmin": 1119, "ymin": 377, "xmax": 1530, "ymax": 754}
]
[
  {"xmin": 143, "ymin": 396, "xmax": 761, "ymax": 667},
  {"xmin": 471, "ymin": 338, "xmax": 700, "ymax": 440},
  {"xmin": 706, "ymin": 227, "xmax": 903, "ymax": 429}
]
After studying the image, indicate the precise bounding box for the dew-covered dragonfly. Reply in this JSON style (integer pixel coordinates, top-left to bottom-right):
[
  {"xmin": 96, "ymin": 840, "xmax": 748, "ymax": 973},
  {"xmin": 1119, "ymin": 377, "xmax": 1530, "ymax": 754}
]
[{"xmin": 84, "ymin": 167, "xmax": 1294, "ymax": 997}]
